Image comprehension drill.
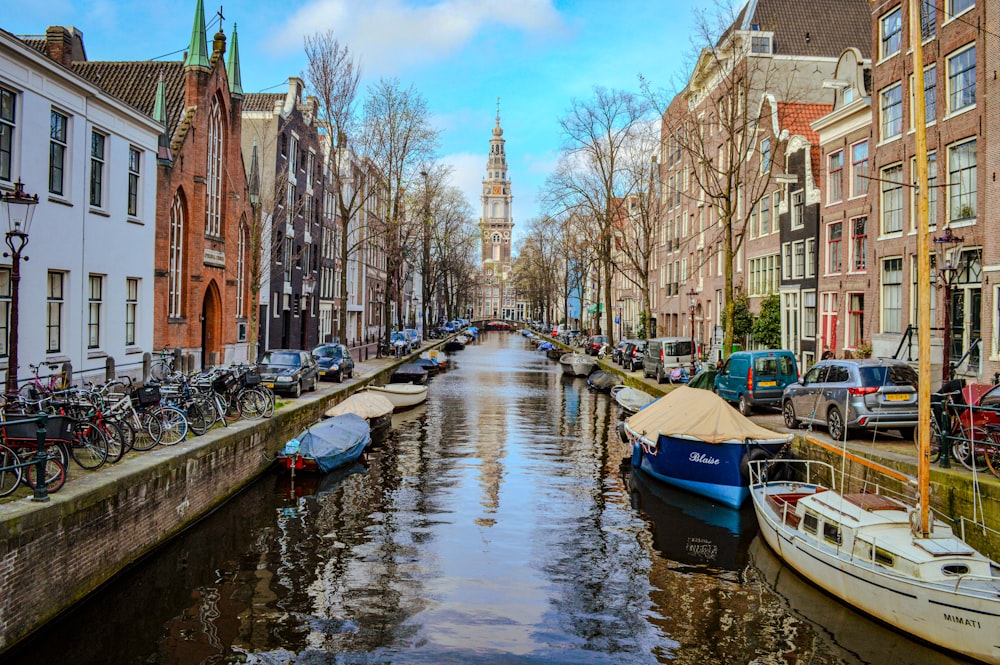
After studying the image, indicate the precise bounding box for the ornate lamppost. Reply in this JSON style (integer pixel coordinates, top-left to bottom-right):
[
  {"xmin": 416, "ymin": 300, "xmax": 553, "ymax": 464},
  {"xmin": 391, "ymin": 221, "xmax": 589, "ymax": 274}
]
[
  {"xmin": 1, "ymin": 180, "xmax": 39, "ymax": 399},
  {"xmin": 933, "ymin": 227, "xmax": 963, "ymax": 383},
  {"xmin": 687, "ymin": 288, "xmax": 698, "ymax": 375}
]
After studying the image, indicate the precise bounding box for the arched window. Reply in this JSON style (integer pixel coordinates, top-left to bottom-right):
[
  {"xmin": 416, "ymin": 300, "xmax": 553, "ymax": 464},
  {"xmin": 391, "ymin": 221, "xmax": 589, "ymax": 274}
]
[
  {"xmin": 168, "ymin": 194, "xmax": 184, "ymax": 317},
  {"xmin": 206, "ymin": 97, "xmax": 224, "ymax": 237},
  {"xmin": 236, "ymin": 220, "xmax": 247, "ymax": 317},
  {"xmin": 492, "ymin": 233, "xmax": 500, "ymax": 243}
]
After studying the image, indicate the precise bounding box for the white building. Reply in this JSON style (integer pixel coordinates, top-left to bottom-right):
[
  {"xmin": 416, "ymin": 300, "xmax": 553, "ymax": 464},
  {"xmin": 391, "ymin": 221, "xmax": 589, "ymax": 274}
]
[{"xmin": 1, "ymin": 28, "xmax": 160, "ymax": 386}]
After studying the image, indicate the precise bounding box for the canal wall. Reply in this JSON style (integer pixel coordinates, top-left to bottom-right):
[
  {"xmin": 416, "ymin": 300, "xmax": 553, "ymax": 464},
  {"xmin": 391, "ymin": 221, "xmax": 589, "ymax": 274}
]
[{"xmin": 0, "ymin": 355, "xmax": 408, "ymax": 653}]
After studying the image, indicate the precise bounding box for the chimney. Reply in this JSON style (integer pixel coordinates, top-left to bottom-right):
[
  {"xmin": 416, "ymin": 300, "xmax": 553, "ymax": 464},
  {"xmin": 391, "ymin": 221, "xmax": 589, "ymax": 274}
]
[{"xmin": 44, "ymin": 27, "xmax": 74, "ymax": 68}]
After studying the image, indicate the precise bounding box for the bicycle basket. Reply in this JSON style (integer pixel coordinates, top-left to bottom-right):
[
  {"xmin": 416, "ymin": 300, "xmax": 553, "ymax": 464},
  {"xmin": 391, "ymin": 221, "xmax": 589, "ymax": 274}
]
[
  {"xmin": 212, "ymin": 373, "xmax": 237, "ymax": 392},
  {"xmin": 1, "ymin": 415, "xmax": 75, "ymax": 442},
  {"xmin": 243, "ymin": 368, "xmax": 261, "ymax": 387},
  {"xmin": 131, "ymin": 385, "xmax": 161, "ymax": 407}
]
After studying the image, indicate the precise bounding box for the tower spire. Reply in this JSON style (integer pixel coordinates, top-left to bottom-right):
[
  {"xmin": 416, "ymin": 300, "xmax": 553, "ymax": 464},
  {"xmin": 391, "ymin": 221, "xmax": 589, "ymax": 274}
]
[
  {"xmin": 227, "ymin": 22, "xmax": 244, "ymax": 98},
  {"xmin": 153, "ymin": 70, "xmax": 173, "ymax": 165},
  {"xmin": 184, "ymin": 0, "xmax": 210, "ymax": 70}
]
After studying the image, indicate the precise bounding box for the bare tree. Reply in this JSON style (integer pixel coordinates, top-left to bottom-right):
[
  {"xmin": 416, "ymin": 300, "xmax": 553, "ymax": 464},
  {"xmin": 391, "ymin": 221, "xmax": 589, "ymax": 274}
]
[{"xmin": 545, "ymin": 87, "xmax": 653, "ymax": 343}]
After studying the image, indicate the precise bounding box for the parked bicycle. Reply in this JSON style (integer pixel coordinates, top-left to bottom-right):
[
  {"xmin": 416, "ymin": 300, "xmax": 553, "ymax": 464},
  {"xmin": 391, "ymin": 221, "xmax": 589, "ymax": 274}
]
[
  {"xmin": 19, "ymin": 362, "xmax": 66, "ymax": 401},
  {"xmin": 149, "ymin": 347, "xmax": 176, "ymax": 382},
  {"xmin": 930, "ymin": 380, "xmax": 1000, "ymax": 477}
]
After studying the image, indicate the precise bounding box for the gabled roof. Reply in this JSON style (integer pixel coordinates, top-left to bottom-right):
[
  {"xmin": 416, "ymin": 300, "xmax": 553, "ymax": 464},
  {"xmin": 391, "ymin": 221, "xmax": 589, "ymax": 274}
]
[
  {"xmin": 242, "ymin": 93, "xmax": 283, "ymax": 113},
  {"xmin": 726, "ymin": 0, "xmax": 872, "ymax": 59},
  {"xmin": 73, "ymin": 60, "xmax": 186, "ymax": 135},
  {"xmin": 778, "ymin": 102, "xmax": 832, "ymax": 145}
]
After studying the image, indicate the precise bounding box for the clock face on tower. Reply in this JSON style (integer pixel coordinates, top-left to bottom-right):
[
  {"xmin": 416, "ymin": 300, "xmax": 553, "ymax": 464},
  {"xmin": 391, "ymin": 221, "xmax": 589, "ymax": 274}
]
[{"xmin": 492, "ymin": 186, "xmax": 501, "ymax": 195}]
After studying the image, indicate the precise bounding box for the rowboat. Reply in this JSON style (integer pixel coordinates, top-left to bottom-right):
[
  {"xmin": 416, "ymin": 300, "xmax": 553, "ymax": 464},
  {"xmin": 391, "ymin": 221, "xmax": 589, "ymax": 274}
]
[
  {"xmin": 276, "ymin": 413, "xmax": 371, "ymax": 473},
  {"xmin": 559, "ymin": 353, "xmax": 595, "ymax": 377},
  {"xmin": 612, "ymin": 386, "xmax": 656, "ymax": 415},
  {"xmin": 325, "ymin": 392, "xmax": 394, "ymax": 433},
  {"xmin": 364, "ymin": 384, "xmax": 428, "ymax": 411},
  {"xmin": 586, "ymin": 370, "xmax": 621, "ymax": 392}
]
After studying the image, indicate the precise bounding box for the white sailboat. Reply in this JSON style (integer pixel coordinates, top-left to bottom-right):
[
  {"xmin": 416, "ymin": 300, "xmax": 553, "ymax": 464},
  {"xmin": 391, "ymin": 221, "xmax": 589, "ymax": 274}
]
[{"xmin": 748, "ymin": 4, "xmax": 1000, "ymax": 661}]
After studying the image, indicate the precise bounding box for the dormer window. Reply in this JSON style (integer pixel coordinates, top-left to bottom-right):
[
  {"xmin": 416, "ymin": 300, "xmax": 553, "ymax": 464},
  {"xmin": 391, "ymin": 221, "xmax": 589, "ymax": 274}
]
[{"xmin": 751, "ymin": 35, "xmax": 771, "ymax": 54}]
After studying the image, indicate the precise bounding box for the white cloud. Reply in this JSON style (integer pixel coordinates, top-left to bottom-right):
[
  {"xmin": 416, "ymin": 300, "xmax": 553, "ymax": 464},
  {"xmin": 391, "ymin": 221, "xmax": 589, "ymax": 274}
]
[
  {"xmin": 269, "ymin": 0, "xmax": 563, "ymax": 73},
  {"xmin": 439, "ymin": 151, "xmax": 484, "ymax": 213}
]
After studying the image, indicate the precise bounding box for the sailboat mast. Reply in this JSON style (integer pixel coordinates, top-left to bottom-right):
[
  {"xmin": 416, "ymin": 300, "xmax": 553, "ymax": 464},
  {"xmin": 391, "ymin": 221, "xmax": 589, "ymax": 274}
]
[{"xmin": 910, "ymin": 0, "xmax": 932, "ymax": 536}]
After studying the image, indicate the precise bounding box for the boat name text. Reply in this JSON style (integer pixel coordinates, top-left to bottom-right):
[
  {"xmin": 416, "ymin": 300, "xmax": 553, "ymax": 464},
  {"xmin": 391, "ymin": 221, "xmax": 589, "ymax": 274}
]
[
  {"xmin": 943, "ymin": 613, "xmax": 981, "ymax": 629},
  {"xmin": 689, "ymin": 452, "xmax": 721, "ymax": 465}
]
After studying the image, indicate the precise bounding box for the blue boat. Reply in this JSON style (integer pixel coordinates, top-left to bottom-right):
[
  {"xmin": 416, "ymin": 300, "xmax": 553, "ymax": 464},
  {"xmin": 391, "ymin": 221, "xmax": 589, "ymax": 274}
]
[
  {"xmin": 277, "ymin": 413, "xmax": 371, "ymax": 473},
  {"xmin": 622, "ymin": 386, "xmax": 792, "ymax": 508}
]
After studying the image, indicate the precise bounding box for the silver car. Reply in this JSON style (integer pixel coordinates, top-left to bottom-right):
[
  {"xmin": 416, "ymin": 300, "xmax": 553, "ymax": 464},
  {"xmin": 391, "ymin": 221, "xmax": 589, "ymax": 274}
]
[{"xmin": 781, "ymin": 359, "xmax": 919, "ymax": 441}]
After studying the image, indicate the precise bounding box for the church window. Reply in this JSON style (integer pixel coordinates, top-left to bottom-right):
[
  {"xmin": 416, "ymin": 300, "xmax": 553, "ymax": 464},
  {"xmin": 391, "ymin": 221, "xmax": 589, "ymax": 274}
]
[
  {"xmin": 206, "ymin": 97, "xmax": 224, "ymax": 237},
  {"xmin": 168, "ymin": 194, "xmax": 184, "ymax": 317}
]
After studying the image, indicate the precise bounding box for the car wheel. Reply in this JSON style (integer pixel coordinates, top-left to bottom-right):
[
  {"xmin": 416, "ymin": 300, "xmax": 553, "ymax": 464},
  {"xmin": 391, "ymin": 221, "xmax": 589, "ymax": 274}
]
[
  {"xmin": 827, "ymin": 406, "xmax": 845, "ymax": 441},
  {"xmin": 738, "ymin": 393, "xmax": 752, "ymax": 416},
  {"xmin": 334, "ymin": 369, "xmax": 343, "ymax": 383},
  {"xmin": 309, "ymin": 376, "xmax": 318, "ymax": 392},
  {"xmin": 656, "ymin": 367, "xmax": 665, "ymax": 384},
  {"xmin": 783, "ymin": 400, "xmax": 800, "ymax": 429},
  {"xmin": 292, "ymin": 380, "xmax": 302, "ymax": 398}
]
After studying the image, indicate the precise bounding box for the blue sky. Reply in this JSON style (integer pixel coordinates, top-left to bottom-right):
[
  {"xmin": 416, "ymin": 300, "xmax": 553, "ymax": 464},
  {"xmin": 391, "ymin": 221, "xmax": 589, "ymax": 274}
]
[{"xmin": 6, "ymin": 0, "xmax": 701, "ymax": 239}]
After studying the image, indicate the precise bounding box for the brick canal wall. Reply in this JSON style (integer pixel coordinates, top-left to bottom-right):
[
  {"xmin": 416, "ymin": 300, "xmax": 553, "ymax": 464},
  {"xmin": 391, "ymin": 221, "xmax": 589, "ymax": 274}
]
[{"xmin": 0, "ymin": 360, "xmax": 403, "ymax": 653}]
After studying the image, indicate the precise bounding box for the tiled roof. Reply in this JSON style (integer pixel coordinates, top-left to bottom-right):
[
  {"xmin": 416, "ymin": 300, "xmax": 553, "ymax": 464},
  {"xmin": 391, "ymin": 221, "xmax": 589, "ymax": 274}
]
[
  {"xmin": 18, "ymin": 36, "xmax": 46, "ymax": 55},
  {"xmin": 729, "ymin": 0, "xmax": 872, "ymax": 59},
  {"xmin": 242, "ymin": 93, "xmax": 283, "ymax": 113},
  {"xmin": 72, "ymin": 60, "xmax": 186, "ymax": 134},
  {"xmin": 778, "ymin": 102, "xmax": 832, "ymax": 145}
]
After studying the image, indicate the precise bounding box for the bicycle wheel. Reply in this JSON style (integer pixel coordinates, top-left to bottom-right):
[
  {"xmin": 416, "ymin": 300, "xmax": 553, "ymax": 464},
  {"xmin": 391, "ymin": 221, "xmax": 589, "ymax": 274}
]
[
  {"xmin": 220, "ymin": 392, "xmax": 242, "ymax": 423},
  {"xmin": 237, "ymin": 389, "xmax": 267, "ymax": 419},
  {"xmin": 69, "ymin": 422, "xmax": 109, "ymax": 470},
  {"xmin": 107, "ymin": 415, "xmax": 136, "ymax": 454},
  {"xmin": 927, "ymin": 418, "xmax": 943, "ymax": 463},
  {"xmin": 184, "ymin": 399, "xmax": 211, "ymax": 436},
  {"xmin": 101, "ymin": 419, "xmax": 128, "ymax": 464},
  {"xmin": 256, "ymin": 386, "xmax": 275, "ymax": 418},
  {"xmin": 954, "ymin": 426, "xmax": 991, "ymax": 472},
  {"xmin": 0, "ymin": 444, "xmax": 22, "ymax": 496},
  {"xmin": 984, "ymin": 441, "xmax": 1000, "ymax": 479},
  {"xmin": 148, "ymin": 405, "xmax": 188, "ymax": 446},
  {"xmin": 22, "ymin": 454, "xmax": 66, "ymax": 493},
  {"xmin": 149, "ymin": 360, "xmax": 171, "ymax": 382},
  {"xmin": 132, "ymin": 411, "xmax": 161, "ymax": 451}
]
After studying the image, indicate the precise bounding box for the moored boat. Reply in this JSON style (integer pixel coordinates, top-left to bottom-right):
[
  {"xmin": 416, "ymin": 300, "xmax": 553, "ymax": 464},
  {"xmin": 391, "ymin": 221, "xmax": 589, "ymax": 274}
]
[
  {"xmin": 613, "ymin": 386, "xmax": 656, "ymax": 415},
  {"xmin": 390, "ymin": 363, "xmax": 428, "ymax": 385},
  {"xmin": 622, "ymin": 386, "xmax": 792, "ymax": 508},
  {"xmin": 559, "ymin": 353, "xmax": 596, "ymax": 377},
  {"xmin": 420, "ymin": 349, "xmax": 448, "ymax": 368},
  {"xmin": 365, "ymin": 383, "xmax": 428, "ymax": 411},
  {"xmin": 443, "ymin": 338, "xmax": 465, "ymax": 352},
  {"xmin": 325, "ymin": 392, "xmax": 394, "ymax": 433},
  {"xmin": 276, "ymin": 413, "xmax": 371, "ymax": 473},
  {"xmin": 587, "ymin": 370, "xmax": 621, "ymax": 392}
]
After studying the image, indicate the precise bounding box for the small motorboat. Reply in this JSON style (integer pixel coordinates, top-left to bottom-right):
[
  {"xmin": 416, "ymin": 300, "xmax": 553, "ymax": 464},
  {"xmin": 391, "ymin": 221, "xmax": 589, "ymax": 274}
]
[
  {"xmin": 411, "ymin": 357, "xmax": 441, "ymax": 376},
  {"xmin": 587, "ymin": 370, "xmax": 621, "ymax": 392},
  {"xmin": 559, "ymin": 353, "xmax": 596, "ymax": 377},
  {"xmin": 613, "ymin": 386, "xmax": 656, "ymax": 415},
  {"xmin": 546, "ymin": 347, "xmax": 565, "ymax": 360},
  {"xmin": 420, "ymin": 349, "xmax": 448, "ymax": 368},
  {"xmin": 276, "ymin": 413, "xmax": 371, "ymax": 473},
  {"xmin": 325, "ymin": 391, "xmax": 395, "ymax": 433},
  {"xmin": 390, "ymin": 363, "xmax": 428, "ymax": 385},
  {"xmin": 365, "ymin": 384, "xmax": 428, "ymax": 411},
  {"xmin": 443, "ymin": 338, "xmax": 465, "ymax": 352}
]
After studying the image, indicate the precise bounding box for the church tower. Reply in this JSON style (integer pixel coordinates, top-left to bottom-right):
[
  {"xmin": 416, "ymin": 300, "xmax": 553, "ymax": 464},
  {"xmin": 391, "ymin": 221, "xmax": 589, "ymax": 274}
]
[{"xmin": 480, "ymin": 101, "xmax": 513, "ymax": 270}]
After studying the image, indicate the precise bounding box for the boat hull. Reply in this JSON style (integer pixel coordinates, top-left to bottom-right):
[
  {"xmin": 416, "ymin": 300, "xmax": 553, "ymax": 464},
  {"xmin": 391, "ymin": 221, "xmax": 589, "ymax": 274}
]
[
  {"xmin": 366, "ymin": 385, "xmax": 428, "ymax": 411},
  {"xmin": 630, "ymin": 434, "xmax": 785, "ymax": 508},
  {"xmin": 751, "ymin": 482, "xmax": 1000, "ymax": 663},
  {"xmin": 279, "ymin": 438, "xmax": 367, "ymax": 472}
]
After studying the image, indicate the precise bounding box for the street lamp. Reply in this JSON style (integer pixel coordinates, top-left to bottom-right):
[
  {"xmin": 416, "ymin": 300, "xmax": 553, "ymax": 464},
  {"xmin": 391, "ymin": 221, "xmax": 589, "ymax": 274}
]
[
  {"xmin": 1, "ymin": 180, "xmax": 39, "ymax": 399},
  {"xmin": 933, "ymin": 227, "xmax": 964, "ymax": 383},
  {"xmin": 687, "ymin": 288, "xmax": 698, "ymax": 375},
  {"xmin": 374, "ymin": 284, "xmax": 384, "ymax": 358}
]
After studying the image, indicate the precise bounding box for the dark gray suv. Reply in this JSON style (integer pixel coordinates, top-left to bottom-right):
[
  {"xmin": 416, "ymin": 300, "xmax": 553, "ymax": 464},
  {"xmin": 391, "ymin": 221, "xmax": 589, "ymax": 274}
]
[{"xmin": 781, "ymin": 359, "xmax": 919, "ymax": 441}]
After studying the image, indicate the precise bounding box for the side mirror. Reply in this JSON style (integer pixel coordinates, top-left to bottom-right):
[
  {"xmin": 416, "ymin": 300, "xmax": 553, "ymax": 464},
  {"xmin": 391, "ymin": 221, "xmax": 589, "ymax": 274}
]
[{"xmin": 799, "ymin": 378, "xmax": 806, "ymax": 385}]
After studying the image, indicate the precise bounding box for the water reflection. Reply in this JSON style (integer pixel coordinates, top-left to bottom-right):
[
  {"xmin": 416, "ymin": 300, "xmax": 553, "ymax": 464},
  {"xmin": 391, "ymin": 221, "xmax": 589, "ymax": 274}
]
[{"xmin": 3, "ymin": 332, "xmax": 970, "ymax": 664}]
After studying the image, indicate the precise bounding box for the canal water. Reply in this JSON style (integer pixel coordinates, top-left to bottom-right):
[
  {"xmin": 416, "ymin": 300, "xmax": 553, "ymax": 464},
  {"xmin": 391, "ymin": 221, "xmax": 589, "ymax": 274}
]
[{"xmin": 7, "ymin": 332, "xmax": 967, "ymax": 664}]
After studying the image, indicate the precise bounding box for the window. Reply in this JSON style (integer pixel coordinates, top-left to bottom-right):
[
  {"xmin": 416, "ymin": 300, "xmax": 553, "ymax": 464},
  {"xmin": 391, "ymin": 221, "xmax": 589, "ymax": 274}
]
[
  {"xmin": 49, "ymin": 111, "xmax": 68, "ymax": 196},
  {"xmin": 805, "ymin": 238, "xmax": 816, "ymax": 278},
  {"xmin": 949, "ymin": 0, "xmax": 974, "ymax": 17},
  {"xmin": 791, "ymin": 189, "xmax": 804, "ymax": 228},
  {"xmin": 827, "ymin": 221, "xmax": 842, "ymax": 274},
  {"xmin": 47, "ymin": 271, "xmax": 64, "ymax": 353},
  {"xmin": 827, "ymin": 151, "xmax": 843, "ymax": 203},
  {"xmin": 823, "ymin": 521, "xmax": 842, "ymax": 546},
  {"xmin": 125, "ymin": 277, "xmax": 138, "ymax": 346},
  {"xmin": 803, "ymin": 290, "xmax": 817, "ymax": 338},
  {"xmin": 882, "ymin": 258, "xmax": 903, "ymax": 334},
  {"xmin": 881, "ymin": 164, "xmax": 903, "ymax": 234},
  {"xmin": 760, "ymin": 137, "xmax": 771, "ymax": 173},
  {"xmin": 90, "ymin": 131, "xmax": 106, "ymax": 207},
  {"xmin": 911, "ymin": 153, "xmax": 938, "ymax": 230},
  {"xmin": 0, "ymin": 86, "xmax": 14, "ymax": 182},
  {"xmin": 880, "ymin": 84, "xmax": 902, "ymax": 140},
  {"xmin": 803, "ymin": 512, "xmax": 819, "ymax": 535},
  {"xmin": 850, "ymin": 141, "xmax": 868, "ymax": 197},
  {"xmin": 782, "ymin": 242, "xmax": 791, "ymax": 277},
  {"xmin": 910, "ymin": 66, "xmax": 937, "ymax": 126},
  {"xmin": 792, "ymin": 240, "xmax": 805, "ymax": 279},
  {"xmin": 947, "ymin": 46, "xmax": 975, "ymax": 113},
  {"xmin": 920, "ymin": 0, "xmax": 936, "ymax": 39},
  {"xmin": 759, "ymin": 195, "xmax": 771, "ymax": 236},
  {"xmin": 851, "ymin": 217, "xmax": 867, "ymax": 271},
  {"xmin": 127, "ymin": 147, "xmax": 140, "ymax": 217},
  {"xmin": 948, "ymin": 139, "xmax": 976, "ymax": 222},
  {"xmin": 236, "ymin": 222, "xmax": 247, "ymax": 318},
  {"xmin": 911, "ymin": 255, "xmax": 936, "ymax": 324},
  {"xmin": 168, "ymin": 195, "xmax": 184, "ymax": 318},
  {"xmin": 847, "ymin": 293, "xmax": 864, "ymax": 347},
  {"xmin": 880, "ymin": 8, "xmax": 902, "ymax": 59},
  {"xmin": 748, "ymin": 254, "xmax": 780, "ymax": 296},
  {"xmin": 206, "ymin": 98, "xmax": 223, "ymax": 237},
  {"xmin": 0, "ymin": 268, "xmax": 8, "ymax": 356},
  {"xmin": 88, "ymin": 275, "xmax": 102, "ymax": 349},
  {"xmin": 821, "ymin": 292, "xmax": 839, "ymax": 351},
  {"xmin": 751, "ymin": 35, "xmax": 771, "ymax": 54}
]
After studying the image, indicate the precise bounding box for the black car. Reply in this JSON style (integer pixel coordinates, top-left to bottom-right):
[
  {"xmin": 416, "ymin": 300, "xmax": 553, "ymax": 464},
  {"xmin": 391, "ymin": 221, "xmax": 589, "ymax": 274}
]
[
  {"xmin": 258, "ymin": 349, "xmax": 319, "ymax": 397},
  {"xmin": 312, "ymin": 343, "xmax": 355, "ymax": 382},
  {"xmin": 623, "ymin": 341, "xmax": 646, "ymax": 371}
]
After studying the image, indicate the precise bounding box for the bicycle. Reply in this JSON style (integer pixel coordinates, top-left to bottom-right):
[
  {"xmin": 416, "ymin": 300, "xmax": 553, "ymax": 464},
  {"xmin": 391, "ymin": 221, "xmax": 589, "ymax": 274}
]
[
  {"xmin": 20, "ymin": 362, "xmax": 66, "ymax": 401},
  {"xmin": 930, "ymin": 387, "xmax": 999, "ymax": 476},
  {"xmin": 150, "ymin": 347, "xmax": 176, "ymax": 382},
  {"xmin": 0, "ymin": 411, "xmax": 70, "ymax": 492}
]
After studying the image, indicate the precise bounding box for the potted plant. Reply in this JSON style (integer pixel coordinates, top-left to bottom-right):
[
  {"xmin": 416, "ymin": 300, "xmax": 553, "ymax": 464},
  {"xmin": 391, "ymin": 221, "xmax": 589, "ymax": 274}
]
[{"xmin": 856, "ymin": 341, "xmax": 873, "ymax": 358}]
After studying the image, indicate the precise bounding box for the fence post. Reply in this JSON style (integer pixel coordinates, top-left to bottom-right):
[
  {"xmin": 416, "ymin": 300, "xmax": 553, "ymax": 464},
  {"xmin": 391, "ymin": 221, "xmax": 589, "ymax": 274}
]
[
  {"xmin": 142, "ymin": 352, "xmax": 151, "ymax": 384},
  {"xmin": 60, "ymin": 361, "xmax": 73, "ymax": 389},
  {"xmin": 172, "ymin": 348, "xmax": 183, "ymax": 373},
  {"xmin": 105, "ymin": 356, "xmax": 116, "ymax": 383},
  {"xmin": 31, "ymin": 413, "xmax": 50, "ymax": 502}
]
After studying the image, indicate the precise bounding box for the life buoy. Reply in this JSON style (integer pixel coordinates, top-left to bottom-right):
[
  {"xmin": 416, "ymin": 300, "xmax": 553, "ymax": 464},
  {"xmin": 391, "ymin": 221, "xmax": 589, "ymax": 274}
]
[
  {"xmin": 739, "ymin": 448, "xmax": 772, "ymax": 483},
  {"xmin": 631, "ymin": 442, "xmax": 643, "ymax": 468}
]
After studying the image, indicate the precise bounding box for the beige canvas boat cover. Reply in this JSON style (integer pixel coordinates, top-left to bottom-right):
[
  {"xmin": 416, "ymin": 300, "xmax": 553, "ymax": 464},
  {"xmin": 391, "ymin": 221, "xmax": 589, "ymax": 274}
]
[
  {"xmin": 325, "ymin": 392, "xmax": 395, "ymax": 419},
  {"xmin": 625, "ymin": 386, "xmax": 791, "ymax": 444}
]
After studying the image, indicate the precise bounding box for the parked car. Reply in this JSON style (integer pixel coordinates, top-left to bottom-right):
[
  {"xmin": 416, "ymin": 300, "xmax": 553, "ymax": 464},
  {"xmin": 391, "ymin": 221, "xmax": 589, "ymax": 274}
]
[
  {"xmin": 612, "ymin": 339, "xmax": 634, "ymax": 365},
  {"xmin": 642, "ymin": 337, "xmax": 695, "ymax": 383},
  {"xmin": 781, "ymin": 358, "xmax": 919, "ymax": 441},
  {"xmin": 623, "ymin": 340, "xmax": 646, "ymax": 371},
  {"xmin": 390, "ymin": 331, "xmax": 412, "ymax": 356},
  {"xmin": 258, "ymin": 349, "xmax": 319, "ymax": 397},
  {"xmin": 715, "ymin": 350, "xmax": 799, "ymax": 415},
  {"xmin": 312, "ymin": 343, "xmax": 355, "ymax": 382},
  {"xmin": 403, "ymin": 328, "xmax": 421, "ymax": 348},
  {"xmin": 586, "ymin": 335, "xmax": 609, "ymax": 356}
]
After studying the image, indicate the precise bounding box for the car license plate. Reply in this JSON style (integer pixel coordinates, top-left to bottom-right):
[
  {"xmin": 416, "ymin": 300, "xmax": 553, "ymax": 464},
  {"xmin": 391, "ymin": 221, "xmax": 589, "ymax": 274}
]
[
  {"xmin": 885, "ymin": 393, "xmax": 908, "ymax": 401},
  {"xmin": 758, "ymin": 380, "xmax": 777, "ymax": 387}
]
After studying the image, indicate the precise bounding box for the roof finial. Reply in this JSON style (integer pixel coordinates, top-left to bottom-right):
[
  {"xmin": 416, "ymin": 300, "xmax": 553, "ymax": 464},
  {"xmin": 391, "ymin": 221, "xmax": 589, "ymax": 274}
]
[
  {"xmin": 184, "ymin": 0, "xmax": 210, "ymax": 70},
  {"xmin": 217, "ymin": 5, "xmax": 225, "ymax": 31},
  {"xmin": 496, "ymin": 96, "xmax": 501, "ymax": 124},
  {"xmin": 227, "ymin": 21, "xmax": 243, "ymax": 98}
]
